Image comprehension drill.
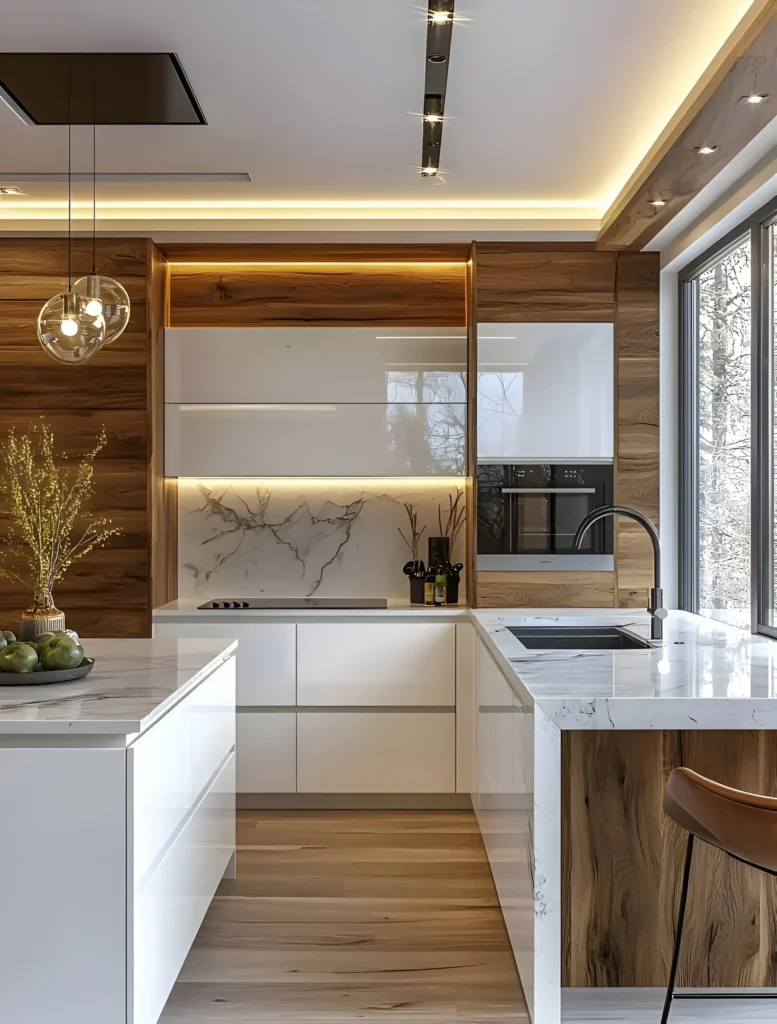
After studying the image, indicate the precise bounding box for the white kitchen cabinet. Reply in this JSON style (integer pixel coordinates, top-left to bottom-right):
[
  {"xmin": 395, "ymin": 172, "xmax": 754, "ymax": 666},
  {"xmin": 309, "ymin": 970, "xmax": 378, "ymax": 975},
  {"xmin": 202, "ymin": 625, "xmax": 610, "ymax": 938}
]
[
  {"xmin": 297, "ymin": 712, "xmax": 455, "ymax": 793},
  {"xmin": 153, "ymin": 621, "xmax": 295, "ymax": 706},
  {"xmin": 166, "ymin": 401, "xmax": 466, "ymax": 477},
  {"xmin": 296, "ymin": 623, "xmax": 456, "ymax": 706},
  {"xmin": 477, "ymin": 322, "xmax": 613, "ymax": 461},
  {"xmin": 166, "ymin": 327, "xmax": 466, "ymax": 404},
  {"xmin": 236, "ymin": 712, "xmax": 296, "ymax": 793}
]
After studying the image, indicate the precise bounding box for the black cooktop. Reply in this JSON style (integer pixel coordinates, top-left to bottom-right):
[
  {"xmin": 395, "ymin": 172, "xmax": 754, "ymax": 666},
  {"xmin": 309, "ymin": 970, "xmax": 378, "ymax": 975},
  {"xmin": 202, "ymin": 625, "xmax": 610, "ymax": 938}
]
[{"xmin": 198, "ymin": 597, "xmax": 389, "ymax": 610}]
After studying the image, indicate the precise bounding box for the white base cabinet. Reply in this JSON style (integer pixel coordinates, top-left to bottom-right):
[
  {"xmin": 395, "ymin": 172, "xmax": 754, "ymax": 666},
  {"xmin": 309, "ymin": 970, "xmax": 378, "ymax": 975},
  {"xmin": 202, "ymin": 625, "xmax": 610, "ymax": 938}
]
[{"xmin": 237, "ymin": 712, "xmax": 296, "ymax": 793}]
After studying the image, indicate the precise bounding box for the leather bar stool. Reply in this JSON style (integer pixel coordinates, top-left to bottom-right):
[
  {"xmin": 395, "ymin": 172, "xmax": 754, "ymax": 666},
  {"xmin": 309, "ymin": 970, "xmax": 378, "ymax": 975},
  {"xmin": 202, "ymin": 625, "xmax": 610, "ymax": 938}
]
[{"xmin": 661, "ymin": 767, "xmax": 777, "ymax": 1023}]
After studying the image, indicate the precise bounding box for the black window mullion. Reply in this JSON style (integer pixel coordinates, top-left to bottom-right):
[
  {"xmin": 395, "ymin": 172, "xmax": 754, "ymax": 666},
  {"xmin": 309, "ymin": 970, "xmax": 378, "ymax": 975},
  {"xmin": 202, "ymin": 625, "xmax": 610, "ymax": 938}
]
[
  {"xmin": 755, "ymin": 221, "xmax": 775, "ymax": 634},
  {"xmin": 679, "ymin": 276, "xmax": 700, "ymax": 613}
]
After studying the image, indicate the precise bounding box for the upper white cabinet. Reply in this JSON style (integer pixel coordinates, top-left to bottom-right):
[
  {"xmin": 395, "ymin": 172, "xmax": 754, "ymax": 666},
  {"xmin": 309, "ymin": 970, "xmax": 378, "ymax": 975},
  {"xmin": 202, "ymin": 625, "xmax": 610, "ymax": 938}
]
[
  {"xmin": 165, "ymin": 327, "xmax": 467, "ymax": 477},
  {"xmin": 477, "ymin": 323, "xmax": 613, "ymax": 462},
  {"xmin": 166, "ymin": 327, "xmax": 466, "ymax": 404}
]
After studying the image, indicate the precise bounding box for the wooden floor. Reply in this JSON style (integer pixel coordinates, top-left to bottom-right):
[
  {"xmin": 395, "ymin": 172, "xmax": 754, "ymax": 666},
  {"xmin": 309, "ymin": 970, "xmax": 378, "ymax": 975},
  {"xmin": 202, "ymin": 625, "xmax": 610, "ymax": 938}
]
[{"xmin": 160, "ymin": 810, "xmax": 528, "ymax": 1022}]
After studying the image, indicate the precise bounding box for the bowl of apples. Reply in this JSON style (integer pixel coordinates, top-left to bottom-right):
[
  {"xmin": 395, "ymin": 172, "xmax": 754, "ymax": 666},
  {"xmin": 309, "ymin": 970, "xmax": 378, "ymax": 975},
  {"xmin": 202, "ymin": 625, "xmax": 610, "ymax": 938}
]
[{"xmin": 0, "ymin": 629, "xmax": 94, "ymax": 684}]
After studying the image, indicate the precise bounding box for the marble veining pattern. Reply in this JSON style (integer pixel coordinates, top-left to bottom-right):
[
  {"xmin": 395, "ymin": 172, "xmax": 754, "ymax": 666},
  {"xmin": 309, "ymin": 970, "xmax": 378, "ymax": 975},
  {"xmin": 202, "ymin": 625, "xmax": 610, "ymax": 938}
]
[
  {"xmin": 472, "ymin": 609, "xmax": 777, "ymax": 729},
  {"xmin": 178, "ymin": 481, "xmax": 465, "ymax": 598},
  {"xmin": 0, "ymin": 638, "xmax": 236, "ymax": 734}
]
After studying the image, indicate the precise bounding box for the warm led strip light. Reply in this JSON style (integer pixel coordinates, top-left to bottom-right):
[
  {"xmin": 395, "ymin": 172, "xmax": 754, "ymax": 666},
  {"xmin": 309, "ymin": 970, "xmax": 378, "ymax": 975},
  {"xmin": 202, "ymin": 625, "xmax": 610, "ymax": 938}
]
[
  {"xmin": 168, "ymin": 261, "xmax": 467, "ymax": 268},
  {"xmin": 176, "ymin": 476, "xmax": 467, "ymax": 487}
]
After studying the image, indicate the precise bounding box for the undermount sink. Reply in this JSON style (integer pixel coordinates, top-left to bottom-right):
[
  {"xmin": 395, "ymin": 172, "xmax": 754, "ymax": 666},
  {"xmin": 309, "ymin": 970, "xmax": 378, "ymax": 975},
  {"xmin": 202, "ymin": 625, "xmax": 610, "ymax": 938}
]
[{"xmin": 507, "ymin": 625, "xmax": 652, "ymax": 651}]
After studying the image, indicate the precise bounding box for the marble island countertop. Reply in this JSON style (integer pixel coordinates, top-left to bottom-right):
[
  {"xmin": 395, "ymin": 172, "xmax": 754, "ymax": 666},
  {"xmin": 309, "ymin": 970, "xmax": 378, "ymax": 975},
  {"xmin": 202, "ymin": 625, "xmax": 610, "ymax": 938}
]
[
  {"xmin": 472, "ymin": 608, "xmax": 777, "ymax": 729},
  {"xmin": 0, "ymin": 637, "xmax": 237, "ymax": 735}
]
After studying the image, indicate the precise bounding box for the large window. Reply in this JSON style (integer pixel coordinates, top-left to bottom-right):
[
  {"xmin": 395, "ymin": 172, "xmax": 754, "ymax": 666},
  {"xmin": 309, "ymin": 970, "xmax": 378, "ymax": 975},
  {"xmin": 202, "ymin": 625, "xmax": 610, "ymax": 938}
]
[{"xmin": 680, "ymin": 205, "xmax": 777, "ymax": 635}]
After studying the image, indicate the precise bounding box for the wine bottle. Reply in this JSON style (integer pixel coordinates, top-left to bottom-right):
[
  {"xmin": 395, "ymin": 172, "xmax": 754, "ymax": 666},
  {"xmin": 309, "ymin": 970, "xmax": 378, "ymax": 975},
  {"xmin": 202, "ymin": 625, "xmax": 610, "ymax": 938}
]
[{"xmin": 434, "ymin": 564, "xmax": 447, "ymax": 605}]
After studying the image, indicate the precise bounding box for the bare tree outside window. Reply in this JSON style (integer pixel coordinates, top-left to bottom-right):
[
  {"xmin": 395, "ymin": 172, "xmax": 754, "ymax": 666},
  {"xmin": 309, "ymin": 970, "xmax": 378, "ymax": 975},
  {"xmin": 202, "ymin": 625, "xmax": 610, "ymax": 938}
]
[{"xmin": 697, "ymin": 239, "xmax": 751, "ymax": 627}]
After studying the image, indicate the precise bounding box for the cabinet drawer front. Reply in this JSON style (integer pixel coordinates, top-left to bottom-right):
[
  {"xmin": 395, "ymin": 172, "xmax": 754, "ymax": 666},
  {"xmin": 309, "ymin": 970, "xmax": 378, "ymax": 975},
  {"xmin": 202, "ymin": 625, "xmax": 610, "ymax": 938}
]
[
  {"xmin": 297, "ymin": 712, "xmax": 455, "ymax": 793},
  {"xmin": 131, "ymin": 657, "xmax": 235, "ymax": 890},
  {"xmin": 237, "ymin": 712, "xmax": 296, "ymax": 793},
  {"xmin": 154, "ymin": 622, "xmax": 295, "ymax": 705},
  {"xmin": 131, "ymin": 752, "xmax": 235, "ymax": 1024},
  {"xmin": 297, "ymin": 624, "xmax": 455, "ymax": 706}
]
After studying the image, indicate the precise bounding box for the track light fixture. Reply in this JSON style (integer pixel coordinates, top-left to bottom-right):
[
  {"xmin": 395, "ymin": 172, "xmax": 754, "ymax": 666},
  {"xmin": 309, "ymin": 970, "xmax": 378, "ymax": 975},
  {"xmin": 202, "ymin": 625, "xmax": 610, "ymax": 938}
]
[{"xmin": 420, "ymin": 1, "xmax": 455, "ymax": 179}]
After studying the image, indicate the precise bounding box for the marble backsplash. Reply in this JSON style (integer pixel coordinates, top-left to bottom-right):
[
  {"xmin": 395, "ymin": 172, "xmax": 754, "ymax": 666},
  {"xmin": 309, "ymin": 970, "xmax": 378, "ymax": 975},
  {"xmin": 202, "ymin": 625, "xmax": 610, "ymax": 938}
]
[{"xmin": 178, "ymin": 481, "xmax": 466, "ymax": 599}]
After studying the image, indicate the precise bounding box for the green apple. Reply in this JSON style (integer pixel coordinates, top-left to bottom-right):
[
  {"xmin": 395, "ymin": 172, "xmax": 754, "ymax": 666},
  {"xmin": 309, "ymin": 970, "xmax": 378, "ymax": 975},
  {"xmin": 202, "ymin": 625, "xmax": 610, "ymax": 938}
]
[
  {"xmin": 34, "ymin": 632, "xmax": 57, "ymax": 646},
  {"xmin": 38, "ymin": 636, "xmax": 84, "ymax": 671},
  {"xmin": 0, "ymin": 636, "xmax": 7, "ymax": 653},
  {"xmin": 0, "ymin": 642, "xmax": 38, "ymax": 673},
  {"xmin": 1, "ymin": 630, "xmax": 16, "ymax": 644}
]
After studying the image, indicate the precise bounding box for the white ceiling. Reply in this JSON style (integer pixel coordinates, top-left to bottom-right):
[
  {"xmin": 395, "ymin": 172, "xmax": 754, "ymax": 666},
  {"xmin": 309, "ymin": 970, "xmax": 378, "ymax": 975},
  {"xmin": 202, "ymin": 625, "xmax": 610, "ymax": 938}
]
[{"xmin": 0, "ymin": 0, "xmax": 763, "ymax": 234}]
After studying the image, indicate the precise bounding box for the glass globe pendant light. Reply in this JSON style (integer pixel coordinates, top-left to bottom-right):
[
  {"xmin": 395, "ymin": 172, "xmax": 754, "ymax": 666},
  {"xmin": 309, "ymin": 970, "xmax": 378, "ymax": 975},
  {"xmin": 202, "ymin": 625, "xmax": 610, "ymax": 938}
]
[
  {"xmin": 37, "ymin": 123, "xmax": 106, "ymax": 364},
  {"xmin": 73, "ymin": 124, "xmax": 130, "ymax": 345}
]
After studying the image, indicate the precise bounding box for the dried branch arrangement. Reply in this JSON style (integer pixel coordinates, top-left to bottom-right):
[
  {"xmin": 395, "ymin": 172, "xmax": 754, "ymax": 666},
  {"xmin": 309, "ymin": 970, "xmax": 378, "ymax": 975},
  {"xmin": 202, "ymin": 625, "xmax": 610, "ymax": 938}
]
[
  {"xmin": 437, "ymin": 488, "xmax": 466, "ymax": 548},
  {"xmin": 0, "ymin": 420, "xmax": 120, "ymax": 613},
  {"xmin": 398, "ymin": 501, "xmax": 427, "ymax": 561}
]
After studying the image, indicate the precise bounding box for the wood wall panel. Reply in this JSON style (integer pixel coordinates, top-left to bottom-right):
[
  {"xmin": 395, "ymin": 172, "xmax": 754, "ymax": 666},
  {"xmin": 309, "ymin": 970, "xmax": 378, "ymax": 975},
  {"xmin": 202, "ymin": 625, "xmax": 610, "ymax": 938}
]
[
  {"xmin": 474, "ymin": 247, "xmax": 660, "ymax": 610},
  {"xmin": 160, "ymin": 242, "xmax": 471, "ymax": 262},
  {"xmin": 169, "ymin": 263, "xmax": 467, "ymax": 327},
  {"xmin": 0, "ymin": 238, "xmax": 172, "ymax": 638},
  {"xmin": 476, "ymin": 249, "xmax": 616, "ymax": 323},
  {"xmin": 614, "ymin": 253, "xmax": 660, "ymax": 607},
  {"xmin": 562, "ymin": 730, "xmax": 777, "ymax": 988},
  {"xmin": 477, "ymin": 572, "xmax": 616, "ymax": 609}
]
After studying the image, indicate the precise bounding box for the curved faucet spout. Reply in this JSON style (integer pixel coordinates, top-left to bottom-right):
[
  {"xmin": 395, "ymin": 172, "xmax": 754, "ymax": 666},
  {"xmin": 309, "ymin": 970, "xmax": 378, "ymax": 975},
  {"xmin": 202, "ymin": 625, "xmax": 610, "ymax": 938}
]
[{"xmin": 574, "ymin": 505, "xmax": 664, "ymax": 640}]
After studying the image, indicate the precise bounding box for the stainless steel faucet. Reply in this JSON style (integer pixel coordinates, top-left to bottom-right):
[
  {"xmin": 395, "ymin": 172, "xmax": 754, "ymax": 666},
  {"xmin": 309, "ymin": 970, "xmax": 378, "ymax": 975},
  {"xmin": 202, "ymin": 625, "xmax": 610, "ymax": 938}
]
[{"xmin": 573, "ymin": 505, "xmax": 666, "ymax": 642}]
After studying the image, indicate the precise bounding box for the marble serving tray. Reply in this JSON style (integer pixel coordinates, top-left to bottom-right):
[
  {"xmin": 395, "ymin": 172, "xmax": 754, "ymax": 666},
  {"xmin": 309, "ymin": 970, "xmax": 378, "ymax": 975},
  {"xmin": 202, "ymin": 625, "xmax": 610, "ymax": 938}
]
[{"xmin": 0, "ymin": 657, "xmax": 95, "ymax": 686}]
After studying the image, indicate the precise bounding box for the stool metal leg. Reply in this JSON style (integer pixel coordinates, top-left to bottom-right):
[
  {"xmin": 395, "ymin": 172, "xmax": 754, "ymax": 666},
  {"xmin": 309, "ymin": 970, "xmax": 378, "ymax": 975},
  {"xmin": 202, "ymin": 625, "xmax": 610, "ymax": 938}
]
[{"xmin": 660, "ymin": 834, "xmax": 694, "ymax": 1024}]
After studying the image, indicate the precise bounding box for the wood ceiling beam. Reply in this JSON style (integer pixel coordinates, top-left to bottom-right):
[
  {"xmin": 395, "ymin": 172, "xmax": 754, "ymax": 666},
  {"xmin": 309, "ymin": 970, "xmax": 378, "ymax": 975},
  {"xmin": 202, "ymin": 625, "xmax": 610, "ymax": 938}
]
[{"xmin": 597, "ymin": 0, "xmax": 777, "ymax": 251}]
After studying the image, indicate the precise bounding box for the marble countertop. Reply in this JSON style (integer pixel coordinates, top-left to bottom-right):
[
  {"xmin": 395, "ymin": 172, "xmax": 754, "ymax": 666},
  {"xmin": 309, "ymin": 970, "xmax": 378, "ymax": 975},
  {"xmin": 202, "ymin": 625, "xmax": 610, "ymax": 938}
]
[
  {"xmin": 154, "ymin": 597, "xmax": 469, "ymax": 623},
  {"xmin": 471, "ymin": 608, "xmax": 777, "ymax": 729},
  {"xmin": 0, "ymin": 637, "xmax": 237, "ymax": 736}
]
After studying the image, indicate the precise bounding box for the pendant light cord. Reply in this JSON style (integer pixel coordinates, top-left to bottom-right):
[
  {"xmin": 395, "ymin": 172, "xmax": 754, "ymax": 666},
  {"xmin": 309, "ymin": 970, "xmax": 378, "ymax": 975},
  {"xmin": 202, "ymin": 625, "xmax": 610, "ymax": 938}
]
[
  {"xmin": 67, "ymin": 120, "xmax": 71, "ymax": 290},
  {"xmin": 92, "ymin": 122, "xmax": 97, "ymax": 276}
]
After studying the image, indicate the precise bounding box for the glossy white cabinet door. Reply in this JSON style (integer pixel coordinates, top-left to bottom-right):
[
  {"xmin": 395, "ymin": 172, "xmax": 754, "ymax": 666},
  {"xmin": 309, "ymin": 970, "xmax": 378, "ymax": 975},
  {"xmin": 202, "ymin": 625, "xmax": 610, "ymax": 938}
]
[
  {"xmin": 166, "ymin": 401, "xmax": 466, "ymax": 477},
  {"xmin": 153, "ymin": 622, "xmax": 295, "ymax": 706},
  {"xmin": 297, "ymin": 712, "xmax": 455, "ymax": 793},
  {"xmin": 297, "ymin": 623, "xmax": 455, "ymax": 706},
  {"xmin": 166, "ymin": 327, "xmax": 466, "ymax": 404},
  {"xmin": 131, "ymin": 752, "xmax": 235, "ymax": 1024},
  {"xmin": 478, "ymin": 322, "xmax": 614, "ymax": 461},
  {"xmin": 237, "ymin": 712, "xmax": 296, "ymax": 793}
]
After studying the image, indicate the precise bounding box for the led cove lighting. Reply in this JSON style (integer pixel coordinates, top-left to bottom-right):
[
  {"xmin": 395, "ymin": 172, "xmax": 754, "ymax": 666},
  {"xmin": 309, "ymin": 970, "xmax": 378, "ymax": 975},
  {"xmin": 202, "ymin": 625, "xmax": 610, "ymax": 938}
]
[{"xmin": 176, "ymin": 476, "xmax": 467, "ymax": 487}]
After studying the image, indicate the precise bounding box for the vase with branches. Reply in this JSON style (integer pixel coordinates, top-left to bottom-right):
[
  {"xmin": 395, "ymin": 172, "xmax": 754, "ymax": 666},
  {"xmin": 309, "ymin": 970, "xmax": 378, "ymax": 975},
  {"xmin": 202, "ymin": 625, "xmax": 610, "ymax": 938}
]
[{"xmin": 0, "ymin": 420, "xmax": 121, "ymax": 639}]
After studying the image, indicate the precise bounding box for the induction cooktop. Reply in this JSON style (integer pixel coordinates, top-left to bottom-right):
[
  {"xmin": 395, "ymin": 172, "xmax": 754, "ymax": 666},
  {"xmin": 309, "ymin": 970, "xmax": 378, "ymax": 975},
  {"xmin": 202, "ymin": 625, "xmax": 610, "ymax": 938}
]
[{"xmin": 198, "ymin": 597, "xmax": 389, "ymax": 610}]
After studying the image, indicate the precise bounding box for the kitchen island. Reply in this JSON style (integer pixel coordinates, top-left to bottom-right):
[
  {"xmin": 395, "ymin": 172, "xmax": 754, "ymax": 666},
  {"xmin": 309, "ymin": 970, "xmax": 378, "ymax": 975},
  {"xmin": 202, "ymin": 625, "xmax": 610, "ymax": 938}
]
[
  {"xmin": 0, "ymin": 637, "xmax": 237, "ymax": 1024},
  {"xmin": 471, "ymin": 609, "xmax": 777, "ymax": 1023}
]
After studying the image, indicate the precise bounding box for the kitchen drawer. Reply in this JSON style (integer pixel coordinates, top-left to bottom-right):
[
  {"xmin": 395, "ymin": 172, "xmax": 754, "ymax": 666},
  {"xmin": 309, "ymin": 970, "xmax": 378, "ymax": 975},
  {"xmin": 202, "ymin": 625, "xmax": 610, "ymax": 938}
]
[
  {"xmin": 296, "ymin": 623, "xmax": 455, "ymax": 706},
  {"xmin": 237, "ymin": 712, "xmax": 296, "ymax": 793},
  {"xmin": 130, "ymin": 656, "xmax": 235, "ymax": 890},
  {"xmin": 130, "ymin": 751, "xmax": 235, "ymax": 1024},
  {"xmin": 296, "ymin": 712, "xmax": 455, "ymax": 793},
  {"xmin": 153, "ymin": 622, "xmax": 295, "ymax": 706}
]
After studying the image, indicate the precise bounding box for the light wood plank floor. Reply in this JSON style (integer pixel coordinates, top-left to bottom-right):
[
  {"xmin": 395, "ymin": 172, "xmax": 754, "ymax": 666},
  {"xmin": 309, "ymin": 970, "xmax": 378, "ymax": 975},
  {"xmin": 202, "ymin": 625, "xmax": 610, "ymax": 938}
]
[{"xmin": 160, "ymin": 810, "xmax": 528, "ymax": 1022}]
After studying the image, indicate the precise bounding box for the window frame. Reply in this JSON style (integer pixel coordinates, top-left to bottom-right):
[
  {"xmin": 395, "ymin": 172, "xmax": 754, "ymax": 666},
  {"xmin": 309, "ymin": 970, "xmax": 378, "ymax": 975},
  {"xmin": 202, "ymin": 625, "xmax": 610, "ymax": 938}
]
[{"xmin": 678, "ymin": 194, "xmax": 777, "ymax": 636}]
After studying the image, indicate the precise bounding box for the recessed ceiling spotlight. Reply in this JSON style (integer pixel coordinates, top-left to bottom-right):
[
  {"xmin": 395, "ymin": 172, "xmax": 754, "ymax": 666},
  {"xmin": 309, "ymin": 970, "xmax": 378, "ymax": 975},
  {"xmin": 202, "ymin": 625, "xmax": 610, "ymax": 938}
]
[
  {"xmin": 694, "ymin": 145, "xmax": 719, "ymax": 155},
  {"xmin": 429, "ymin": 9, "xmax": 453, "ymax": 24},
  {"xmin": 420, "ymin": 162, "xmax": 439, "ymax": 177},
  {"xmin": 649, "ymin": 199, "xmax": 667, "ymax": 207},
  {"xmin": 427, "ymin": 53, "xmax": 447, "ymax": 64},
  {"xmin": 424, "ymin": 112, "xmax": 444, "ymax": 123},
  {"xmin": 0, "ymin": 186, "xmax": 24, "ymax": 195},
  {"xmin": 740, "ymin": 93, "xmax": 769, "ymax": 104}
]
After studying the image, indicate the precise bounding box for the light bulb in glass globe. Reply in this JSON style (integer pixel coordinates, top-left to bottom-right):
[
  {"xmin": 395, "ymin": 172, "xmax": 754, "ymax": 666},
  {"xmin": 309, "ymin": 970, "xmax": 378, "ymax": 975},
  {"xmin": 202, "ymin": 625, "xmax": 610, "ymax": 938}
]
[
  {"xmin": 73, "ymin": 275, "xmax": 130, "ymax": 345},
  {"xmin": 37, "ymin": 291, "xmax": 106, "ymax": 364}
]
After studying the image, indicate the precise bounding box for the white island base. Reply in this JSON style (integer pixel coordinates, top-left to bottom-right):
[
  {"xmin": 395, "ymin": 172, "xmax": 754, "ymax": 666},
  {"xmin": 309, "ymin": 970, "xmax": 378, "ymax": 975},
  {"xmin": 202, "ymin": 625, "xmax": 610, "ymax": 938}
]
[{"xmin": 0, "ymin": 638, "xmax": 237, "ymax": 1024}]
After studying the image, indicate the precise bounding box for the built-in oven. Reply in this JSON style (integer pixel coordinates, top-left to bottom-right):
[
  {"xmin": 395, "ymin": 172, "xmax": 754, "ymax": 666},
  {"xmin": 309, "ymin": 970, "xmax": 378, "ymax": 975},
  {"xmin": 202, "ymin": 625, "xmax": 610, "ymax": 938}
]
[{"xmin": 477, "ymin": 462, "xmax": 614, "ymax": 570}]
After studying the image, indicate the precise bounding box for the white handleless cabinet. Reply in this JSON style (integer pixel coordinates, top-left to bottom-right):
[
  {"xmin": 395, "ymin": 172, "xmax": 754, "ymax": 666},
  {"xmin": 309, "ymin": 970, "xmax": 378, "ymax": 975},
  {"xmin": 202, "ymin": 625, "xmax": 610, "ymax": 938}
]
[
  {"xmin": 297, "ymin": 623, "xmax": 455, "ymax": 706},
  {"xmin": 153, "ymin": 621, "xmax": 295, "ymax": 706},
  {"xmin": 297, "ymin": 712, "xmax": 455, "ymax": 793},
  {"xmin": 236, "ymin": 712, "xmax": 296, "ymax": 793}
]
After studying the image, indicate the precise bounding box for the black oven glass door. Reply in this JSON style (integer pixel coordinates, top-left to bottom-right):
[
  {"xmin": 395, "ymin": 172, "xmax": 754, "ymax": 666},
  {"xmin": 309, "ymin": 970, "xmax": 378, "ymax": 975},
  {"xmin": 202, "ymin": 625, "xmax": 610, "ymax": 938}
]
[{"xmin": 477, "ymin": 464, "xmax": 613, "ymax": 557}]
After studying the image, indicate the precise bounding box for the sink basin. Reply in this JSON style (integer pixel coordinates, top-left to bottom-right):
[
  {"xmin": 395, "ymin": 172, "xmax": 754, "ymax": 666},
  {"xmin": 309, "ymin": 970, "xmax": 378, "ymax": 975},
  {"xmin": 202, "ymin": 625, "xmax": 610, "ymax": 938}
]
[{"xmin": 507, "ymin": 625, "xmax": 652, "ymax": 651}]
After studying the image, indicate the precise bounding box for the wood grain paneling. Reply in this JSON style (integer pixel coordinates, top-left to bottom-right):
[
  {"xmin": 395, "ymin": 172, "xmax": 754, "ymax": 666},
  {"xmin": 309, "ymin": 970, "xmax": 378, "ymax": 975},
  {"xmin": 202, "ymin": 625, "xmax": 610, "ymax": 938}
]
[
  {"xmin": 477, "ymin": 571, "xmax": 616, "ymax": 609},
  {"xmin": 0, "ymin": 238, "xmax": 171, "ymax": 637},
  {"xmin": 160, "ymin": 243, "xmax": 471, "ymax": 263},
  {"xmin": 562, "ymin": 730, "xmax": 777, "ymax": 988},
  {"xmin": 476, "ymin": 250, "xmax": 616, "ymax": 323},
  {"xmin": 614, "ymin": 253, "xmax": 660, "ymax": 607},
  {"xmin": 597, "ymin": 2, "xmax": 777, "ymax": 249},
  {"xmin": 169, "ymin": 263, "xmax": 467, "ymax": 327}
]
